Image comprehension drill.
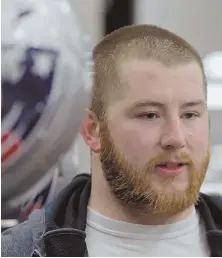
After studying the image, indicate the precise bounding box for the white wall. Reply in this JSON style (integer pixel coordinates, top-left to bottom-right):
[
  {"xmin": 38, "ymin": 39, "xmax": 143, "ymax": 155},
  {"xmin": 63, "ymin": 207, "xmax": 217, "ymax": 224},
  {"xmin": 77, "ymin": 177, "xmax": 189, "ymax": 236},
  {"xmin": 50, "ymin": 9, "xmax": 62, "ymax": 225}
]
[{"xmin": 134, "ymin": 0, "xmax": 222, "ymax": 57}]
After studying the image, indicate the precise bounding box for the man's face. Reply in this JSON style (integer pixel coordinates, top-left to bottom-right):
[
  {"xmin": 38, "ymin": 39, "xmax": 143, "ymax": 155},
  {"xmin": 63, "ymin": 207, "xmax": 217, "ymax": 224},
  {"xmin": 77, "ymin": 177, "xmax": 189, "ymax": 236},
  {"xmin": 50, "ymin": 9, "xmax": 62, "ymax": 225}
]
[{"xmin": 99, "ymin": 60, "xmax": 210, "ymax": 215}]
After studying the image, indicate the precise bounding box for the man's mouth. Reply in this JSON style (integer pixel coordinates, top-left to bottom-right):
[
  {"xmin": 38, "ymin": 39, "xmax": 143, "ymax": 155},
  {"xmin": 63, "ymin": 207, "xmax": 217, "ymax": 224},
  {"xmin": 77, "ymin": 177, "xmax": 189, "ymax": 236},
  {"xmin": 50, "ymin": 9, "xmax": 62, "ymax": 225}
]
[
  {"xmin": 156, "ymin": 162, "xmax": 188, "ymax": 168},
  {"xmin": 155, "ymin": 162, "xmax": 188, "ymax": 175}
]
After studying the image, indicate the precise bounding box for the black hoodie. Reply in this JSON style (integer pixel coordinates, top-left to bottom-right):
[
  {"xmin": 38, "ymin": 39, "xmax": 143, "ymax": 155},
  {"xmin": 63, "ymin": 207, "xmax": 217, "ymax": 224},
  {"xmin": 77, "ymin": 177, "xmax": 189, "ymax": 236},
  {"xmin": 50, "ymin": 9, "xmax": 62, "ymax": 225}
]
[{"xmin": 2, "ymin": 174, "xmax": 222, "ymax": 257}]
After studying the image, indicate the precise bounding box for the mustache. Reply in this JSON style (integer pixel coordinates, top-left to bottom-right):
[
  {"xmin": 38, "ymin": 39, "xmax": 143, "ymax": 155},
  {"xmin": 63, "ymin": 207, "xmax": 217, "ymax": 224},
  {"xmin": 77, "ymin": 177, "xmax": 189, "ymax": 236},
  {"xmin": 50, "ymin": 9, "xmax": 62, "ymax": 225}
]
[{"xmin": 147, "ymin": 152, "xmax": 193, "ymax": 167}]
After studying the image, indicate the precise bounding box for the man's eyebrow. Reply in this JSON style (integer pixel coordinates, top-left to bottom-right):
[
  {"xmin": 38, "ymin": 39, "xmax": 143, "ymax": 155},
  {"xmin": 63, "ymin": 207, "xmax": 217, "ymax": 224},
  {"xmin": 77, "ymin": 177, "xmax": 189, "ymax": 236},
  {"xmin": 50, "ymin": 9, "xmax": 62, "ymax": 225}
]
[
  {"xmin": 130, "ymin": 101, "xmax": 165, "ymax": 109},
  {"xmin": 181, "ymin": 100, "xmax": 206, "ymax": 108},
  {"xmin": 129, "ymin": 99, "xmax": 206, "ymax": 110}
]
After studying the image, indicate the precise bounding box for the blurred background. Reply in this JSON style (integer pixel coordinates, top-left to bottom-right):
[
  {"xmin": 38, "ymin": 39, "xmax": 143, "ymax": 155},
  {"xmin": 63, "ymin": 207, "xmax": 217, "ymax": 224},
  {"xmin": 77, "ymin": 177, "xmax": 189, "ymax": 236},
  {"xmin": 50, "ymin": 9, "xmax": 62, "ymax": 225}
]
[{"xmin": 1, "ymin": 0, "xmax": 222, "ymax": 230}]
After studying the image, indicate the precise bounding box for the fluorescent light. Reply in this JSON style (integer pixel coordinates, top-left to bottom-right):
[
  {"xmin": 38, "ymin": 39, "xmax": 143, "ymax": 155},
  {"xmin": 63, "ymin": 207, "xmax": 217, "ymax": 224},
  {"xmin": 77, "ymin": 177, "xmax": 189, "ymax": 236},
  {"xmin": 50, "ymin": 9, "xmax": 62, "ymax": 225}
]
[
  {"xmin": 204, "ymin": 51, "xmax": 222, "ymax": 81},
  {"xmin": 207, "ymin": 85, "xmax": 222, "ymax": 109}
]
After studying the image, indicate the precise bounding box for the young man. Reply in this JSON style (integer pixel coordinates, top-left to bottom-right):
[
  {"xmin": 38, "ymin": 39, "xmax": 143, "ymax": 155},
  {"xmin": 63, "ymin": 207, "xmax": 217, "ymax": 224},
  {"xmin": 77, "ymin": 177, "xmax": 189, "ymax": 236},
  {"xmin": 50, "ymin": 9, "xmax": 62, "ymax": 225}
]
[{"xmin": 2, "ymin": 25, "xmax": 222, "ymax": 257}]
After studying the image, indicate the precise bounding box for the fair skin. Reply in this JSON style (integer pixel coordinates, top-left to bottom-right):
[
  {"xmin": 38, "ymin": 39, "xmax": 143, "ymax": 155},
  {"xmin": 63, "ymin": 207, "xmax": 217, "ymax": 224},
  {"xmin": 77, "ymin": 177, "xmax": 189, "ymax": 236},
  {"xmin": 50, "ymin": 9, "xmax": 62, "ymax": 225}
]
[{"xmin": 81, "ymin": 59, "xmax": 209, "ymax": 225}]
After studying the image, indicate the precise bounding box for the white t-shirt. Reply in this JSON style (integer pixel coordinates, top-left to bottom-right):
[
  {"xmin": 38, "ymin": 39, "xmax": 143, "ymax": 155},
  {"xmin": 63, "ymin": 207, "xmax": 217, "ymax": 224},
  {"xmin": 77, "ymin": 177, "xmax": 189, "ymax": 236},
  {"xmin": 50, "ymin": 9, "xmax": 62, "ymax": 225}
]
[{"xmin": 85, "ymin": 208, "xmax": 210, "ymax": 257}]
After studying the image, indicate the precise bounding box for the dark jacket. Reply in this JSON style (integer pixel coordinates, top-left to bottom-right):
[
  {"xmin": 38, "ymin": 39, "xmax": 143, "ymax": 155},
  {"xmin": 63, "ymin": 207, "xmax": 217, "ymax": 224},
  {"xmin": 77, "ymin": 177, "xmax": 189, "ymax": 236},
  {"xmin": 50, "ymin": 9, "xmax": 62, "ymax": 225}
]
[{"xmin": 2, "ymin": 174, "xmax": 222, "ymax": 257}]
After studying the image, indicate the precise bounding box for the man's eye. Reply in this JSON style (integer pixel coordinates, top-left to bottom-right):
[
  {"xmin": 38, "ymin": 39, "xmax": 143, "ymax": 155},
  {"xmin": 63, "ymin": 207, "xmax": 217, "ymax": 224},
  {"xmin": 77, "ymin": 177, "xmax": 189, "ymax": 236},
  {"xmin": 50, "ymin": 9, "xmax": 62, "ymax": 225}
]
[
  {"xmin": 138, "ymin": 113, "xmax": 159, "ymax": 119},
  {"xmin": 182, "ymin": 112, "xmax": 200, "ymax": 119}
]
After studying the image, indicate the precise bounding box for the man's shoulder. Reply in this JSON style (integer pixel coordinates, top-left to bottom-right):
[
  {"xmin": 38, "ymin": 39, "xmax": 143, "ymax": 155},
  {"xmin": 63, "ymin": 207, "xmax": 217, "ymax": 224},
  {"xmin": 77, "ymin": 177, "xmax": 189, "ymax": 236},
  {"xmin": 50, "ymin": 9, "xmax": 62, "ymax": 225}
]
[
  {"xmin": 1, "ymin": 209, "xmax": 46, "ymax": 257},
  {"xmin": 200, "ymin": 192, "xmax": 222, "ymax": 209},
  {"xmin": 199, "ymin": 193, "xmax": 222, "ymax": 230}
]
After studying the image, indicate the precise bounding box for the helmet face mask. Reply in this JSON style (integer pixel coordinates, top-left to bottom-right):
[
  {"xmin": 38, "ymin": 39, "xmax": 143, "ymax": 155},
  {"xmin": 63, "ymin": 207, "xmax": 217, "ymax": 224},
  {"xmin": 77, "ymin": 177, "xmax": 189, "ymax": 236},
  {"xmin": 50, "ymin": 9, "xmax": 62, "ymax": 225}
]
[{"xmin": 1, "ymin": 0, "xmax": 93, "ymax": 207}]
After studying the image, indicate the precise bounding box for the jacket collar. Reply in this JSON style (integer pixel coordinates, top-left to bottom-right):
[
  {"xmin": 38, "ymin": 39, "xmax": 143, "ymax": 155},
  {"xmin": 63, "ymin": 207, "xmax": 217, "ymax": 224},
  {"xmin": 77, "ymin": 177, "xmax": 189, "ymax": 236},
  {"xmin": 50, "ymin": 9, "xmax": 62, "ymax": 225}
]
[
  {"xmin": 196, "ymin": 193, "xmax": 222, "ymax": 256},
  {"xmin": 42, "ymin": 174, "xmax": 91, "ymax": 256},
  {"xmin": 45, "ymin": 173, "xmax": 91, "ymax": 232}
]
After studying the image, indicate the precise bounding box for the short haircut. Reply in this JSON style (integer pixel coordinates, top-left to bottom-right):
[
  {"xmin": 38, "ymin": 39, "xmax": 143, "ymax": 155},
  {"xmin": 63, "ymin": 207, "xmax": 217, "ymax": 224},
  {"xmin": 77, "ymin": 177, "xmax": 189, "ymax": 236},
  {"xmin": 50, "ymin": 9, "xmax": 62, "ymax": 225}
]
[{"xmin": 91, "ymin": 24, "xmax": 206, "ymax": 120}]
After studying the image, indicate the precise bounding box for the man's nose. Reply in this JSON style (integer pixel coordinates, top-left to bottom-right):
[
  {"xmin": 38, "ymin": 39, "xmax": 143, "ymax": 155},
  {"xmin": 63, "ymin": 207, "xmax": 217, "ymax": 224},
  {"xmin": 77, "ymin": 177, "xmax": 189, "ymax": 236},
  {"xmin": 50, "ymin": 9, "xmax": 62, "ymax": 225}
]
[{"xmin": 160, "ymin": 119, "xmax": 186, "ymax": 150}]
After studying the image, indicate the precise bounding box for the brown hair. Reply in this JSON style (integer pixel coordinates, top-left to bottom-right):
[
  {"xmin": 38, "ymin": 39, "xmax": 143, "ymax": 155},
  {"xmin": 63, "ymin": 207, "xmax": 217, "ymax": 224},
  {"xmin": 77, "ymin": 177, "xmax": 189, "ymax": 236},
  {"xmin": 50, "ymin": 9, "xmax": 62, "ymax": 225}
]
[{"xmin": 91, "ymin": 24, "xmax": 206, "ymax": 120}]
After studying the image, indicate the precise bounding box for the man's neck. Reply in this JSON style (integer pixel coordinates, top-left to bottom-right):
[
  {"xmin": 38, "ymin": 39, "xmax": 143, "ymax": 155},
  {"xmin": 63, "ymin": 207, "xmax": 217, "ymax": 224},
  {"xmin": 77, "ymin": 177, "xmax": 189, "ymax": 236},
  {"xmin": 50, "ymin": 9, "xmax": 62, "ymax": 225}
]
[{"xmin": 89, "ymin": 165, "xmax": 194, "ymax": 225}]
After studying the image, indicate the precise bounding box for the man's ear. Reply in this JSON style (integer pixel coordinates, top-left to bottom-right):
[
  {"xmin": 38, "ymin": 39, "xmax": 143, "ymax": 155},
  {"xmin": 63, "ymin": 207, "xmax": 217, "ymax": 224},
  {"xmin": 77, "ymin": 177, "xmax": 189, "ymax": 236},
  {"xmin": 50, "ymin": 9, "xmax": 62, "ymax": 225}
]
[{"xmin": 81, "ymin": 109, "xmax": 101, "ymax": 153}]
